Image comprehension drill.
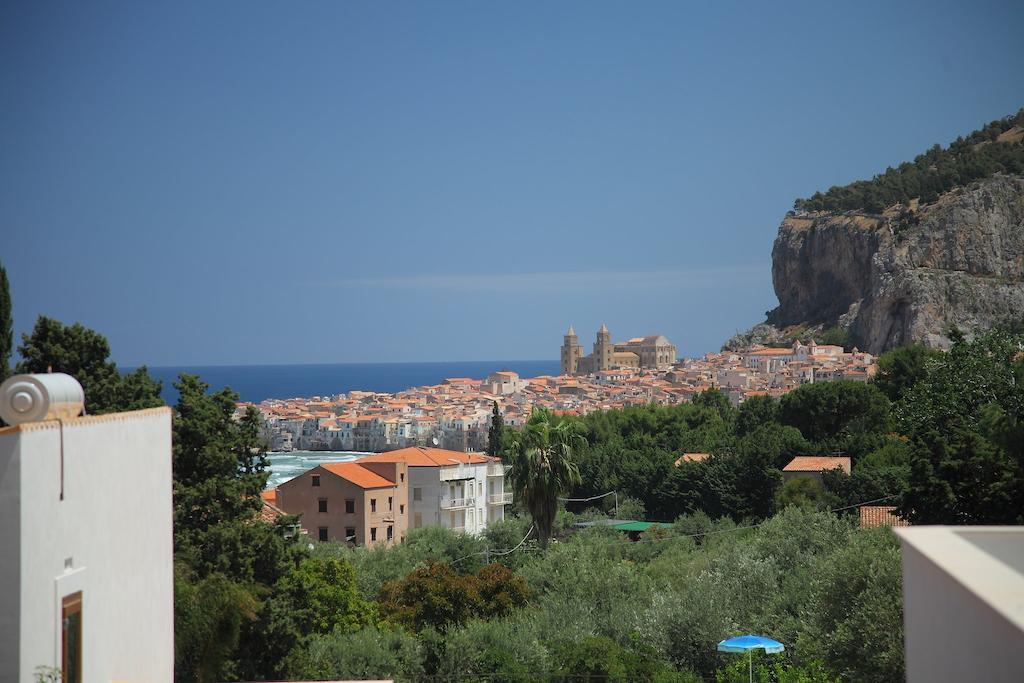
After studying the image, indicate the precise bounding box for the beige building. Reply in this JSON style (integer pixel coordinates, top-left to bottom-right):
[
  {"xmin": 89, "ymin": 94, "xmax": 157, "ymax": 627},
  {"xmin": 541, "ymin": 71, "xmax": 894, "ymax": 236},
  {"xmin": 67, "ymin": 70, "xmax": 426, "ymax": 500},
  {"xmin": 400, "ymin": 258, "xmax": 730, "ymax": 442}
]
[
  {"xmin": 277, "ymin": 460, "xmax": 408, "ymax": 547},
  {"xmin": 562, "ymin": 325, "xmax": 676, "ymax": 375}
]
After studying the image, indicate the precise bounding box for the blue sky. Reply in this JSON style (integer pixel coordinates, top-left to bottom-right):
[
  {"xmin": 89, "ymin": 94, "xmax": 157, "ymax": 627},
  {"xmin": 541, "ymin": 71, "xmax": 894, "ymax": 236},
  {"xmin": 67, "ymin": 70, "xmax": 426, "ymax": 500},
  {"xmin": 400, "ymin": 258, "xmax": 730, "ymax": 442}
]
[{"xmin": 3, "ymin": 1, "xmax": 1022, "ymax": 366}]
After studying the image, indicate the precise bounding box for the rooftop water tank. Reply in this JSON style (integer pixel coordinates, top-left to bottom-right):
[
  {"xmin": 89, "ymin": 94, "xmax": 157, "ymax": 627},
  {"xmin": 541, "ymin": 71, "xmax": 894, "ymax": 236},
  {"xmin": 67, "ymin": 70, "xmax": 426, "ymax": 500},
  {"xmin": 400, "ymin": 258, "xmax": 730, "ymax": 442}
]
[{"xmin": 0, "ymin": 373, "xmax": 85, "ymax": 425}]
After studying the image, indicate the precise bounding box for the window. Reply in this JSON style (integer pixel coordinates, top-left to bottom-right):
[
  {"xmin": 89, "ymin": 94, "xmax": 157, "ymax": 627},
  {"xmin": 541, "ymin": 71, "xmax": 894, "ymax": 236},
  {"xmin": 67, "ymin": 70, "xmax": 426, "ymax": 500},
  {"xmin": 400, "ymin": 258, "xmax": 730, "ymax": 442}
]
[
  {"xmin": 387, "ymin": 525, "xmax": 394, "ymax": 541},
  {"xmin": 318, "ymin": 527, "xmax": 328, "ymax": 542},
  {"xmin": 345, "ymin": 527, "xmax": 356, "ymax": 542},
  {"xmin": 413, "ymin": 487, "xmax": 422, "ymax": 501},
  {"xmin": 400, "ymin": 504, "xmax": 405, "ymax": 514},
  {"xmin": 370, "ymin": 498, "xmax": 377, "ymax": 512},
  {"xmin": 345, "ymin": 498, "xmax": 355, "ymax": 514},
  {"xmin": 388, "ymin": 496, "xmax": 393, "ymax": 511},
  {"xmin": 370, "ymin": 527, "xmax": 377, "ymax": 541},
  {"xmin": 311, "ymin": 474, "xmax": 321, "ymax": 487},
  {"xmin": 400, "ymin": 472, "xmax": 405, "ymax": 482},
  {"xmin": 318, "ymin": 498, "xmax": 328, "ymax": 513},
  {"xmin": 62, "ymin": 592, "xmax": 82, "ymax": 683}
]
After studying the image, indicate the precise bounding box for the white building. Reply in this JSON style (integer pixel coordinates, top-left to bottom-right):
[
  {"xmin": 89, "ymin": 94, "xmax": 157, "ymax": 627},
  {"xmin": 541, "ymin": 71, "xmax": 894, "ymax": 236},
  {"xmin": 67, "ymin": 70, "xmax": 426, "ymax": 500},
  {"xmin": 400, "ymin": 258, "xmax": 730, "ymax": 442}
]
[
  {"xmin": 358, "ymin": 447, "xmax": 510, "ymax": 535},
  {"xmin": 895, "ymin": 526, "xmax": 1024, "ymax": 683},
  {"xmin": 0, "ymin": 398, "xmax": 174, "ymax": 682}
]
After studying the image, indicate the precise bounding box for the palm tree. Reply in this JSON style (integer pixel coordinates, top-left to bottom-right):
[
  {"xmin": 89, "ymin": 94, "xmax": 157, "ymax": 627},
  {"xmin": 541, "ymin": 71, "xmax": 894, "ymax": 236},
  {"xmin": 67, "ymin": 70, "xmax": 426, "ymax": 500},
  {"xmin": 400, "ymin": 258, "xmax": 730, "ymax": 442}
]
[{"xmin": 503, "ymin": 407, "xmax": 586, "ymax": 548}]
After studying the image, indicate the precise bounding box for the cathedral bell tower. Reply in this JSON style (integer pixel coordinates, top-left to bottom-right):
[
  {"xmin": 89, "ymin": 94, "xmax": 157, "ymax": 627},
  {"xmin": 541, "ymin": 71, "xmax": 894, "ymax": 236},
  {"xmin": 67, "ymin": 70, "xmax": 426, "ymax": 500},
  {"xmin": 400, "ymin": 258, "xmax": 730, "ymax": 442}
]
[
  {"xmin": 561, "ymin": 325, "xmax": 582, "ymax": 375},
  {"xmin": 594, "ymin": 323, "xmax": 613, "ymax": 371}
]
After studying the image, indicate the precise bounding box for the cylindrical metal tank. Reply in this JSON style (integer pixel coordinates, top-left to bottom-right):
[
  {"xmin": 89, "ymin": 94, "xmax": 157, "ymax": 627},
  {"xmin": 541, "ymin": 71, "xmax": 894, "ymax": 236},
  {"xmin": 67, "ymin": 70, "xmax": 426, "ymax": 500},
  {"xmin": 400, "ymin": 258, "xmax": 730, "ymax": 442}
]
[{"xmin": 0, "ymin": 373, "xmax": 86, "ymax": 425}]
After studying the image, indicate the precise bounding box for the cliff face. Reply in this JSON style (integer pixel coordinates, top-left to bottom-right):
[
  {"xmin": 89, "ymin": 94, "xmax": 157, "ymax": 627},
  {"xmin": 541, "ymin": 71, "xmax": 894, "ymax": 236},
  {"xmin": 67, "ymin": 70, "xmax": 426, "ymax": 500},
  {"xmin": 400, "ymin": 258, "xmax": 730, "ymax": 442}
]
[{"xmin": 763, "ymin": 175, "xmax": 1024, "ymax": 354}]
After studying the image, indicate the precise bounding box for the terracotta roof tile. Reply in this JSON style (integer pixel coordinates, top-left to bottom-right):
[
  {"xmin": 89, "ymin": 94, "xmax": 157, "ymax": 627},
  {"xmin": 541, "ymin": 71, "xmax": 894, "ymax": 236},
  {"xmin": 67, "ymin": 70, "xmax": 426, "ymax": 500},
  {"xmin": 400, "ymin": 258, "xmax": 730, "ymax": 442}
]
[
  {"xmin": 859, "ymin": 505, "xmax": 908, "ymax": 528},
  {"xmin": 358, "ymin": 446, "xmax": 493, "ymax": 467},
  {"xmin": 783, "ymin": 456, "xmax": 852, "ymax": 474},
  {"xmin": 321, "ymin": 462, "xmax": 395, "ymax": 488}
]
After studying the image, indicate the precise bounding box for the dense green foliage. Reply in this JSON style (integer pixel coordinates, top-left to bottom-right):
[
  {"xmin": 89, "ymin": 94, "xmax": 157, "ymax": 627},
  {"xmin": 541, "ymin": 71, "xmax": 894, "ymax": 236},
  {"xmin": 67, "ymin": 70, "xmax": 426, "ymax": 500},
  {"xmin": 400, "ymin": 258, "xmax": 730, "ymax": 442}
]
[
  {"xmin": 379, "ymin": 561, "xmax": 530, "ymax": 632},
  {"xmin": 872, "ymin": 344, "xmax": 944, "ymax": 402},
  {"xmin": 896, "ymin": 330, "xmax": 1024, "ymax": 524},
  {"xmin": 290, "ymin": 508, "xmax": 902, "ymax": 682},
  {"xmin": 794, "ymin": 108, "xmax": 1024, "ymax": 213},
  {"xmin": 171, "ymin": 374, "xmax": 314, "ymax": 682},
  {"xmin": 15, "ymin": 315, "xmax": 164, "ymax": 414}
]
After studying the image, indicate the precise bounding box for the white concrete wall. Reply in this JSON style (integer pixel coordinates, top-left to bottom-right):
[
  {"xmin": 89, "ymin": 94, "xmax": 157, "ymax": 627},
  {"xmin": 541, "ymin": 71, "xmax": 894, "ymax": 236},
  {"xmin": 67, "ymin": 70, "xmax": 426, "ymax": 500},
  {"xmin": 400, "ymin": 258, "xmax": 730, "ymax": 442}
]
[
  {"xmin": 409, "ymin": 466, "xmax": 441, "ymax": 529},
  {"xmin": 0, "ymin": 408, "xmax": 174, "ymax": 683},
  {"xmin": 897, "ymin": 527, "xmax": 1024, "ymax": 683},
  {"xmin": 409, "ymin": 464, "xmax": 506, "ymax": 535}
]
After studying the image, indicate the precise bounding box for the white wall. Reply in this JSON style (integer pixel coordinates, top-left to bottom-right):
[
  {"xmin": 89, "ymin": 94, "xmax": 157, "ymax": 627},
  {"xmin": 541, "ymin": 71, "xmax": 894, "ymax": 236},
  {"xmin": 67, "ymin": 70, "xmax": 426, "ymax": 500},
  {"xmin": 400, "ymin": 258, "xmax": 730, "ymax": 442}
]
[
  {"xmin": 0, "ymin": 408, "xmax": 174, "ymax": 683},
  {"xmin": 409, "ymin": 464, "xmax": 506, "ymax": 535},
  {"xmin": 408, "ymin": 466, "xmax": 441, "ymax": 529},
  {"xmin": 896, "ymin": 527, "xmax": 1024, "ymax": 683}
]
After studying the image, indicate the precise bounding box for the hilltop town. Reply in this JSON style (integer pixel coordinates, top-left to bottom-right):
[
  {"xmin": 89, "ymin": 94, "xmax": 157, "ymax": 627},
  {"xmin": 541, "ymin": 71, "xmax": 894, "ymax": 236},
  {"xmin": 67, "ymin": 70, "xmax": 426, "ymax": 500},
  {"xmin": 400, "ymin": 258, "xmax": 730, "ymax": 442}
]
[{"xmin": 252, "ymin": 327, "xmax": 877, "ymax": 453}]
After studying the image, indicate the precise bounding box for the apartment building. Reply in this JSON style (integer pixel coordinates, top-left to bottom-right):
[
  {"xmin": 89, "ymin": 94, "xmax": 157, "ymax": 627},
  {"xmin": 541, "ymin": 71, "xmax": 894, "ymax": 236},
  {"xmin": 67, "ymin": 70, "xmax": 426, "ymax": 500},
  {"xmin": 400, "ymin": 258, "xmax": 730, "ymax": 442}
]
[
  {"xmin": 277, "ymin": 460, "xmax": 408, "ymax": 547},
  {"xmin": 358, "ymin": 447, "xmax": 511, "ymax": 535}
]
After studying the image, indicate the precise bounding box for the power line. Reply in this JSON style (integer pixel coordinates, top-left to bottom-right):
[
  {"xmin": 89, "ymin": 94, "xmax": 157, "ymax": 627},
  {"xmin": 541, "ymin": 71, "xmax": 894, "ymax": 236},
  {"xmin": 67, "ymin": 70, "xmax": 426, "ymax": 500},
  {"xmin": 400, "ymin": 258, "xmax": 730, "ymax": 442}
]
[
  {"xmin": 450, "ymin": 524, "xmax": 534, "ymax": 566},
  {"xmin": 558, "ymin": 490, "xmax": 616, "ymax": 502}
]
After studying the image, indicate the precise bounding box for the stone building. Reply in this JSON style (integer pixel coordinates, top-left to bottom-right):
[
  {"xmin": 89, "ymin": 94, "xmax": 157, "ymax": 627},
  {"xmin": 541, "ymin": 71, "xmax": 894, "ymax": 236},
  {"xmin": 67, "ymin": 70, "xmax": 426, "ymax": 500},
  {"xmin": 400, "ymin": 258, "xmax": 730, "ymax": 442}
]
[{"xmin": 561, "ymin": 325, "xmax": 677, "ymax": 376}]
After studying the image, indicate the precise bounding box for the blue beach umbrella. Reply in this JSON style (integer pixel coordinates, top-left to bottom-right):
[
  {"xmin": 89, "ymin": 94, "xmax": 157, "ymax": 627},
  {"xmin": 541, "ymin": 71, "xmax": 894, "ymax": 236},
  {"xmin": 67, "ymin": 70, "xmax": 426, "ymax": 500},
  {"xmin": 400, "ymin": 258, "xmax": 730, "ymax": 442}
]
[{"xmin": 717, "ymin": 634, "xmax": 785, "ymax": 683}]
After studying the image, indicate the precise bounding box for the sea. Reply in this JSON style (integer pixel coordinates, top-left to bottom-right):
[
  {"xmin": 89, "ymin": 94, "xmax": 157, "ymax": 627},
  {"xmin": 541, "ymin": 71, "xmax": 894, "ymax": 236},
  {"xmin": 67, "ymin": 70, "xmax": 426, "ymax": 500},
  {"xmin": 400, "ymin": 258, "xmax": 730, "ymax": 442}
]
[
  {"xmin": 265, "ymin": 450, "xmax": 366, "ymax": 489},
  {"xmin": 139, "ymin": 359, "xmax": 560, "ymax": 404}
]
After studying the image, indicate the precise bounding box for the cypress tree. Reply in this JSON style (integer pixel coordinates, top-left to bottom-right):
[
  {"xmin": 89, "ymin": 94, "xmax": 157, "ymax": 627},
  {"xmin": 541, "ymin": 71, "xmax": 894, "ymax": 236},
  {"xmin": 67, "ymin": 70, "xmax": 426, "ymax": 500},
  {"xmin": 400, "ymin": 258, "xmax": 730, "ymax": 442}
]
[
  {"xmin": 487, "ymin": 401, "xmax": 504, "ymax": 456},
  {"xmin": 0, "ymin": 264, "xmax": 11, "ymax": 383}
]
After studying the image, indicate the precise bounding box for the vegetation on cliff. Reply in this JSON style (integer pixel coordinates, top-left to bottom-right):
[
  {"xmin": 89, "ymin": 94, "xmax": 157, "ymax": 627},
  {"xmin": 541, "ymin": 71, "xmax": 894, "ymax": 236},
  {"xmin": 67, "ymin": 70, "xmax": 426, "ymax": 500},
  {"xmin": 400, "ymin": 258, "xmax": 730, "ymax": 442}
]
[{"xmin": 795, "ymin": 108, "xmax": 1024, "ymax": 213}]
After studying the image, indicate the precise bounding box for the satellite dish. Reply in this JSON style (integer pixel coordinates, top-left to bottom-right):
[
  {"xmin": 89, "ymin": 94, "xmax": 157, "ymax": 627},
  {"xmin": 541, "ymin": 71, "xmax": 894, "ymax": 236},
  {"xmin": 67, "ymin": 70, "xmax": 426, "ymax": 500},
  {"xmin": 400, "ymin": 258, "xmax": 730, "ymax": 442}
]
[{"xmin": 432, "ymin": 437, "xmax": 439, "ymax": 446}]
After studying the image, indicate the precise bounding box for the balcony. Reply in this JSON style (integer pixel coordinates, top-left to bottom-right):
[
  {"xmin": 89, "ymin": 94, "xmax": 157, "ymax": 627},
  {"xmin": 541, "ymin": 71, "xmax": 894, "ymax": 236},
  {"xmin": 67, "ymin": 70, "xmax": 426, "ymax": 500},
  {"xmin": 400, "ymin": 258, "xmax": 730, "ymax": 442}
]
[
  {"xmin": 487, "ymin": 463, "xmax": 508, "ymax": 477},
  {"xmin": 488, "ymin": 492, "xmax": 513, "ymax": 505},
  {"xmin": 440, "ymin": 496, "xmax": 476, "ymax": 510},
  {"xmin": 439, "ymin": 465, "xmax": 475, "ymax": 482}
]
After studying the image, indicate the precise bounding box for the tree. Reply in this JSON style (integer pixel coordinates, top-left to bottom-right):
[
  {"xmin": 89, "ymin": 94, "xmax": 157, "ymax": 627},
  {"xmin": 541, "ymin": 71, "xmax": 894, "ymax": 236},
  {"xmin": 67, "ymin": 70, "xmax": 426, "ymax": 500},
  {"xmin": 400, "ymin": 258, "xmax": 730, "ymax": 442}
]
[
  {"xmin": 777, "ymin": 476, "xmax": 825, "ymax": 509},
  {"xmin": 734, "ymin": 395, "xmax": 779, "ymax": 437},
  {"xmin": 171, "ymin": 374, "xmax": 306, "ymax": 681},
  {"xmin": 873, "ymin": 345, "xmax": 943, "ymax": 402},
  {"xmin": 378, "ymin": 562, "xmax": 529, "ymax": 632},
  {"xmin": 15, "ymin": 315, "xmax": 163, "ymax": 414},
  {"xmin": 174, "ymin": 569, "xmax": 259, "ymax": 683},
  {"xmin": 778, "ymin": 381, "xmax": 891, "ymax": 448},
  {"xmin": 487, "ymin": 401, "xmax": 504, "ymax": 456},
  {"xmin": 285, "ymin": 625, "xmax": 424, "ymax": 682},
  {"xmin": 246, "ymin": 556, "xmax": 376, "ymax": 677},
  {"xmin": 894, "ymin": 330, "xmax": 1024, "ymax": 524},
  {"xmin": 504, "ymin": 407, "xmax": 586, "ymax": 547},
  {"xmin": 0, "ymin": 263, "xmax": 11, "ymax": 383}
]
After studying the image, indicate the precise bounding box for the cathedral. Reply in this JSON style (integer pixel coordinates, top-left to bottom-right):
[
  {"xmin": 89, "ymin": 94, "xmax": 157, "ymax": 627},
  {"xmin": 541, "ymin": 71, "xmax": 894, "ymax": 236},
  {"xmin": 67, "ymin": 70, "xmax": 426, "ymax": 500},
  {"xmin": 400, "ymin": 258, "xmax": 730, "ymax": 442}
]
[{"xmin": 560, "ymin": 325, "xmax": 677, "ymax": 376}]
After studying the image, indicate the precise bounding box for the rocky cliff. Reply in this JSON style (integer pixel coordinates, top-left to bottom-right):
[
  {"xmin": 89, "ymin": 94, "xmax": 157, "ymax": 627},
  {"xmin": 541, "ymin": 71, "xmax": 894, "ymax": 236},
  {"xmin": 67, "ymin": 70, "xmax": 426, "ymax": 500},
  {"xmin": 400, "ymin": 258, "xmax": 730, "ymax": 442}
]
[{"xmin": 733, "ymin": 175, "xmax": 1024, "ymax": 354}]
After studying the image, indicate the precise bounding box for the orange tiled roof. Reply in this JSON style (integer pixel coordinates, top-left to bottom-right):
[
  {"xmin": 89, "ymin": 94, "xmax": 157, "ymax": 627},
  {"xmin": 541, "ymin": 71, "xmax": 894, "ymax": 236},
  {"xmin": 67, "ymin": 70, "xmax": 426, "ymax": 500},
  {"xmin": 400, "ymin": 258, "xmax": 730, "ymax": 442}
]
[
  {"xmin": 783, "ymin": 456, "xmax": 851, "ymax": 474},
  {"xmin": 859, "ymin": 505, "xmax": 908, "ymax": 528},
  {"xmin": 259, "ymin": 497, "xmax": 288, "ymax": 523},
  {"xmin": 321, "ymin": 462, "xmax": 395, "ymax": 488},
  {"xmin": 358, "ymin": 446, "xmax": 493, "ymax": 467},
  {"xmin": 674, "ymin": 453, "xmax": 710, "ymax": 465}
]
